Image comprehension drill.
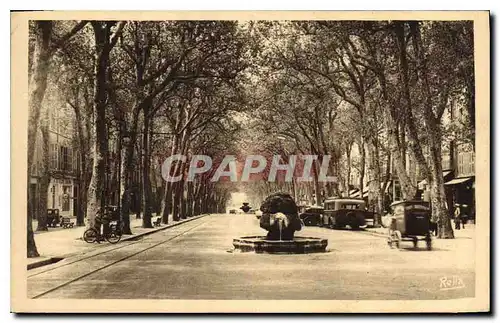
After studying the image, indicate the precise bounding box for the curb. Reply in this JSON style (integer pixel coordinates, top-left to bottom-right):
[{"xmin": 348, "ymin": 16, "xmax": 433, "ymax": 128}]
[
  {"xmin": 356, "ymin": 229, "xmax": 388, "ymax": 238},
  {"xmin": 27, "ymin": 257, "xmax": 64, "ymax": 270},
  {"xmin": 121, "ymin": 214, "xmax": 209, "ymax": 242},
  {"xmin": 27, "ymin": 214, "xmax": 210, "ymax": 270}
]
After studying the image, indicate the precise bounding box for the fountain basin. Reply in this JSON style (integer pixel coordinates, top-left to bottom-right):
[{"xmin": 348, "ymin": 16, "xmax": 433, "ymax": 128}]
[{"xmin": 232, "ymin": 236, "xmax": 328, "ymax": 254}]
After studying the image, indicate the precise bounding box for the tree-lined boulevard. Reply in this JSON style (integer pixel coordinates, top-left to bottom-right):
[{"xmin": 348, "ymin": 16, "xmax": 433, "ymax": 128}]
[{"xmin": 28, "ymin": 20, "xmax": 474, "ymax": 259}]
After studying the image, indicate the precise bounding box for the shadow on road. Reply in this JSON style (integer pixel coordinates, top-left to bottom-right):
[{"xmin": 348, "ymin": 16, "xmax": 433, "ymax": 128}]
[{"xmin": 396, "ymin": 247, "xmax": 450, "ymax": 252}]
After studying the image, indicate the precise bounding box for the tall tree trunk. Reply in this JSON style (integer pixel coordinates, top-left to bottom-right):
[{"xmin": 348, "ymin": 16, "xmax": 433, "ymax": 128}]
[
  {"xmin": 28, "ymin": 21, "xmax": 52, "ymax": 173},
  {"xmin": 76, "ymin": 146, "xmax": 90, "ymax": 227},
  {"xmin": 383, "ymin": 107, "xmax": 416, "ymax": 200},
  {"xmin": 119, "ymin": 145, "xmax": 132, "ymax": 234},
  {"xmin": 193, "ymin": 180, "xmax": 202, "ymax": 216},
  {"xmin": 345, "ymin": 143, "xmax": 352, "ymax": 197},
  {"xmin": 27, "ymin": 205, "xmax": 39, "ymax": 258},
  {"xmin": 193, "ymin": 195, "xmax": 201, "ymax": 216},
  {"xmin": 161, "ymin": 182, "xmax": 172, "ymax": 224},
  {"xmin": 395, "ymin": 21, "xmax": 432, "ymax": 184},
  {"xmin": 141, "ymin": 107, "xmax": 153, "ymax": 228},
  {"xmin": 76, "ymin": 108, "xmax": 90, "ymax": 227},
  {"xmin": 429, "ymin": 142, "xmax": 454, "ymax": 238},
  {"xmin": 374, "ymin": 137, "xmax": 383, "ymax": 227},
  {"xmin": 186, "ymin": 180, "xmax": 194, "ymax": 217},
  {"xmin": 172, "ymin": 181, "xmax": 181, "ymax": 221},
  {"xmin": 410, "ymin": 21, "xmax": 454, "ymax": 238},
  {"xmin": 366, "ymin": 138, "xmax": 382, "ymax": 227},
  {"xmin": 27, "ymin": 21, "xmax": 52, "ymax": 257},
  {"xmin": 180, "ymin": 180, "xmax": 187, "ymax": 219},
  {"xmin": 312, "ymin": 159, "xmax": 321, "ymax": 205},
  {"xmin": 161, "ymin": 132, "xmax": 182, "ymax": 223},
  {"xmin": 86, "ymin": 22, "xmax": 120, "ymax": 229},
  {"xmin": 119, "ymin": 138, "xmax": 136, "ymax": 234},
  {"xmin": 358, "ymin": 136, "xmax": 366, "ymax": 196},
  {"xmin": 36, "ymin": 112, "xmax": 50, "ymax": 231},
  {"xmin": 119, "ymin": 110, "xmax": 140, "ymax": 232},
  {"xmin": 136, "ymin": 137, "xmax": 143, "ymax": 220}
]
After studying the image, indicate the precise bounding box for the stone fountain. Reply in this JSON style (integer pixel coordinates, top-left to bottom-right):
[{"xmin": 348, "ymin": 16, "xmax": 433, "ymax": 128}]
[
  {"xmin": 232, "ymin": 193, "xmax": 328, "ymax": 254},
  {"xmin": 240, "ymin": 202, "xmax": 251, "ymax": 213}
]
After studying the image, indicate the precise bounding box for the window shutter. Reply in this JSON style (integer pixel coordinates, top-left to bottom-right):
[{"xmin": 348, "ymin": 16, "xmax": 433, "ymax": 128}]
[
  {"xmin": 50, "ymin": 144, "xmax": 58, "ymax": 170},
  {"xmin": 68, "ymin": 147, "xmax": 73, "ymax": 172}
]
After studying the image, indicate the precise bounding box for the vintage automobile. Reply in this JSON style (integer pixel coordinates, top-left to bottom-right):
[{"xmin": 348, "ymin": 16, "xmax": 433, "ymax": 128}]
[
  {"xmin": 229, "ymin": 209, "xmax": 237, "ymax": 214},
  {"xmin": 322, "ymin": 198, "xmax": 374, "ymax": 230},
  {"xmin": 299, "ymin": 206, "xmax": 324, "ymax": 226},
  {"xmin": 387, "ymin": 200, "xmax": 432, "ymax": 250}
]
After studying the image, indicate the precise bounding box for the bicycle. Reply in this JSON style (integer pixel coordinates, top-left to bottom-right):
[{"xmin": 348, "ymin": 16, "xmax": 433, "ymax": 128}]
[{"xmin": 83, "ymin": 222, "xmax": 122, "ymax": 244}]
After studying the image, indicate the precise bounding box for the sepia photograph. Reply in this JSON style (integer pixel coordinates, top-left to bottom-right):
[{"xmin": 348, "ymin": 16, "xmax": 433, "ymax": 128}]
[{"xmin": 11, "ymin": 11, "xmax": 489, "ymax": 313}]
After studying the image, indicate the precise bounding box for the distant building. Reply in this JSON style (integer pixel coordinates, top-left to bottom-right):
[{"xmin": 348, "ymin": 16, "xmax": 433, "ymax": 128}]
[{"xmin": 29, "ymin": 97, "xmax": 79, "ymax": 220}]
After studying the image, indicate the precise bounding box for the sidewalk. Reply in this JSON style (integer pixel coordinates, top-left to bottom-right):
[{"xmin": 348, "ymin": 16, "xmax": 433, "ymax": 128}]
[
  {"xmin": 364, "ymin": 223, "xmax": 475, "ymax": 238},
  {"xmin": 28, "ymin": 213, "xmax": 208, "ymax": 270}
]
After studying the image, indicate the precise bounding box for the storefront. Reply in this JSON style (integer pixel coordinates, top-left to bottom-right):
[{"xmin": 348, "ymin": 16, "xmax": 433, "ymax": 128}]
[
  {"xmin": 48, "ymin": 178, "xmax": 76, "ymax": 217},
  {"xmin": 444, "ymin": 176, "xmax": 475, "ymax": 222}
]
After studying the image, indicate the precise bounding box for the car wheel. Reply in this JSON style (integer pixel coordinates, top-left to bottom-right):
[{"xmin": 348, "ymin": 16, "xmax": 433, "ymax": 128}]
[{"xmin": 303, "ymin": 216, "xmax": 310, "ymax": 226}]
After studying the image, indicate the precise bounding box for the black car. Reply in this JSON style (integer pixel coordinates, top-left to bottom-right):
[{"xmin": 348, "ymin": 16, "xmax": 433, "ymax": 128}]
[{"xmin": 299, "ymin": 206, "xmax": 324, "ymax": 226}]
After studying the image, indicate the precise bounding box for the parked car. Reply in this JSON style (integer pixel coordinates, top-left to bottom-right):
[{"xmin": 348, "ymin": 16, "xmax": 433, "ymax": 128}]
[
  {"xmin": 322, "ymin": 198, "xmax": 374, "ymax": 230},
  {"xmin": 299, "ymin": 206, "xmax": 324, "ymax": 226},
  {"xmin": 387, "ymin": 200, "xmax": 432, "ymax": 250},
  {"xmin": 229, "ymin": 209, "xmax": 237, "ymax": 214}
]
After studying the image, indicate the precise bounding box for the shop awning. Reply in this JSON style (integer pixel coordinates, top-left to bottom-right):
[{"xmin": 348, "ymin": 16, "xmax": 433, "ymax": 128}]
[
  {"xmin": 445, "ymin": 177, "xmax": 473, "ymax": 186},
  {"xmin": 351, "ymin": 191, "xmax": 361, "ymax": 198},
  {"xmin": 418, "ymin": 170, "xmax": 453, "ymax": 187}
]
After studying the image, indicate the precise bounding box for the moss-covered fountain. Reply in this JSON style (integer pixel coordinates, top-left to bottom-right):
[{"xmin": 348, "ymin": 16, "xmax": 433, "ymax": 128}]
[{"xmin": 232, "ymin": 193, "xmax": 328, "ymax": 254}]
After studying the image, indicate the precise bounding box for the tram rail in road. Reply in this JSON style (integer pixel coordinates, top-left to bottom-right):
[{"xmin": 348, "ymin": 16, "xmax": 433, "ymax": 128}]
[
  {"xmin": 28, "ymin": 215, "xmax": 211, "ymax": 299},
  {"xmin": 28, "ymin": 213, "xmax": 211, "ymax": 276}
]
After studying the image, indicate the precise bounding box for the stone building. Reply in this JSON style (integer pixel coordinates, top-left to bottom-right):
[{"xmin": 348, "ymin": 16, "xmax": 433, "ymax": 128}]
[{"xmin": 29, "ymin": 95, "xmax": 79, "ymax": 220}]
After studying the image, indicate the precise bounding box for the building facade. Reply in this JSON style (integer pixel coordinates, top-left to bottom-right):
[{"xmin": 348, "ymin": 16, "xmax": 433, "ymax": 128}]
[{"xmin": 29, "ymin": 100, "xmax": 79, "ymax": 220}]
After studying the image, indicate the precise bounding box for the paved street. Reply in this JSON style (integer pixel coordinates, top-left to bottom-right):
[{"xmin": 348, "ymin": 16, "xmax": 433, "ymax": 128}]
[
  {"xmin": 28, "ymin": 214, "xmax": 475, "ymax": 300},
  {"xmin": 28, "ymin": 213, "xmax": 195, "ymax": 268}
]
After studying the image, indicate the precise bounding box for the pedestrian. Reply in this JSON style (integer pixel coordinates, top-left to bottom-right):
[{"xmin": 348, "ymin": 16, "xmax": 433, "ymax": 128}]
[
  {"xmin": 95, "ymin": 208, "xmax": 105, "ymax": 243},
  {"xmin": 454, "ymin": 204, "xmax": 461, "ymax": 230},
  {"xmin": 430, "ymin": 218, "xmax": 438, "ymax": 236},
  {"xmin": 461, "ymin": 204, "xmax": 468, "ymax": 229}
]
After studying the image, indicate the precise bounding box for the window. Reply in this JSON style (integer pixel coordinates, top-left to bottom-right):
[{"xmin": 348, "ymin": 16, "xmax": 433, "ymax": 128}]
[
  {"xmin": 59, "ymin": 146, "xmax": 65, "ymax": 170},
  {"xmin": 58, "ymin": 146, "xmax": 73, "ymax": 172},
  {"xmin": 67, "ymin": 147, "xmax": 73, "ymax": 172},
  {"xmin": 341, "ymin": 204, "xmax": 360, "ymax": 210},
  {"xmin": 457, "ymin": 152, "xmax": 474, "ymax": 177},
  {"xmin": 61, "ymin": 185, "xmax": 71, "ymax": 211},
  {"xmin": 50, "ymin": 144, "xmax": 58, "ymax": 170},
  {"xmin": 73, "ymin": 150, "xmax": 79, "ymax": 171}
]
